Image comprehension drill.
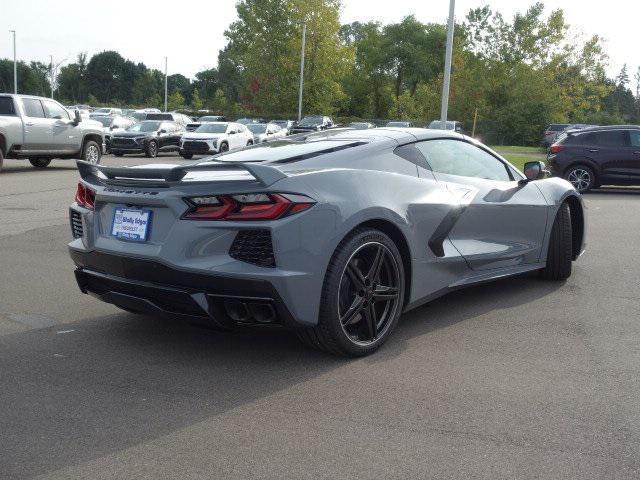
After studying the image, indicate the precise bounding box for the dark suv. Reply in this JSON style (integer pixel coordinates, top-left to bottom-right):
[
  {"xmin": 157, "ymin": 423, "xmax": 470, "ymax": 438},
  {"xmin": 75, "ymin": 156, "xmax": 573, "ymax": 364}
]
[
  {"xmin": 110, "ymin": 120, "xmax": 185, "ymax": 158},
  {"xmin": 547, "ymin": 125, "xmax": 640, "ymax": 192}
]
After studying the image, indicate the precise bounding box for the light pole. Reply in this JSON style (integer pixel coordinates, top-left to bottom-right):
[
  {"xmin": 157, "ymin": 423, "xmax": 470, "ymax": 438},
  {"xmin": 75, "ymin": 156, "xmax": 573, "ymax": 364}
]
[
  {"xmin": 439, "ymin": 0, "xmax": 455, "ymax": 128},
  {"xmin": 297, "ymin": 23, "xmax": 306, "ymax": 121},
  {"xmin": 10, "ymin": 30, "xmax": 17, "ymax": 94},
  {"xmin": 49, "ymin": 55, "xmax": 66, "ymax": 99},
  {"xmin": 164, "ymin": 56, "xmax": 168, "ymax": 112}
]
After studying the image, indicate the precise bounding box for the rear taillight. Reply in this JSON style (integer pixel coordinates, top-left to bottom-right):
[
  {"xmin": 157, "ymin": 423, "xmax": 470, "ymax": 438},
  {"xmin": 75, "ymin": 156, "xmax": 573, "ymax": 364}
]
[
  {"xmin": 74, "ymin": 182, "xmax": 95, "ymax": 210},
  {"xmin": 549, "ymin": 144, "xmax": 564, "ymax": 154},
  {"xmin": 182, "ymin": 193, "xmax": 315, "ymax": 221}
]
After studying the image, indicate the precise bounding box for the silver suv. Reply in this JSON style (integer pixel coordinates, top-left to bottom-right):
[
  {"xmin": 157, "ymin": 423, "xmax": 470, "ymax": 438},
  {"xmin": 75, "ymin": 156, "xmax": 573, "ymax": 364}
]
[{"xmin": 0, "ymin": 94, "xmax": 104, "ymax": 171}]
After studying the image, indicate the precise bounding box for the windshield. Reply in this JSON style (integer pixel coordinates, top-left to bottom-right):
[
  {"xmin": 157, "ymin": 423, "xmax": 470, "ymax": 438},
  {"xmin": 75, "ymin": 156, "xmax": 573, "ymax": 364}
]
[
  {"xmin": 386, "ymin": 122, "xmax": 409, "ymax": 127},
  {"xmin": 271, "ymin": 120, "xmax": 287, "ymax": 126},
  {"xmin": 127, "ymin": 121, "xmax": 160, "ymax": 132},
  {"xmin": 299, "ymin": 116, "xmax": 323, "ymax": 126},
  {"xmin": 248, "ymin": 124, "xmax": 267, "ymax": 134},
  {"xmin": 198, "ymin": 116, "xmax": 221, "ymax": 122},
  {"xmin": 195, "ymin": 123, "xmax": 227, "ymax": 133},
  {"xmin": 94, "ymin": 117, "xmax": 113, "ymax": 127},
  {"xmin": 94, "ymin": 108, "xmax": 111, "ymax": 113}
]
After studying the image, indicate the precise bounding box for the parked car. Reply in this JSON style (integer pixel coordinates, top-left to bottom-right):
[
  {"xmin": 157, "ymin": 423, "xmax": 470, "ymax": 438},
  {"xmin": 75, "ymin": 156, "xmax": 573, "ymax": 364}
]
[
  {"xmin": 427, "ymin": 120, "xmax": 464, "ymax": 134},
  {"xmin": 93, "ymin": 114, "xmax": 137, "ymax": 154},
  {"xmin": 247, "ymin": 123, "xmax": 287, "ymax": 143},
  {"xmin": 141, "ymin": 112, "xmax": 192, "ymax": 127},
  {"xmin": 289, "ymin": 115, "xmax": 334, "ymax": 134},
  {"xmin": 542, "ymin": 123, "xmax": 570, "ymax": 147},
  {"xmin": 236, "ymin": 117, "xmax": 266, "ymax": 125},
  {"xmin": 179, "ymin": 121, "xmax": 253, "ymax": 158},
  {"xmin": 186, "ymin": 115, "xmax": 227, "ymax": 132},
  {"xmin": 385, "ymin": 121, "xmax": 413, "ymax": 128},
  {"xmin": 109, "ymin": 120, "xmax": 185, "ymax": 158},
  {"xmin": 348, "ymin": 122, "xmax": 376, "ymax": 129},
  {"xmin": 270, "ymin": 119, "xmax": 295, "ymax": 134},
  {"xmin": 69, "ymin": 128, "xmax": 585, "ymax": 356},
  {"xmin": 547, "ymin": 125, "xmax": 640, "ymax": 192},
  {"xmin": 0, "ymin": 94, "xmax": 104, "ymax": 171},
  {"xmin": 92, "ymin": 107, "xmax": 122, "ymax": 116}
]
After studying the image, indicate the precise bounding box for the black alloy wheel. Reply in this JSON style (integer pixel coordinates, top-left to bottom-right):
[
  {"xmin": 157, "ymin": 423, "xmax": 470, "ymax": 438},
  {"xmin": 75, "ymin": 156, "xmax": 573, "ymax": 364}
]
[{"xmin": 338, "ymin": 242, "xmax": 401, "ymax": 346}]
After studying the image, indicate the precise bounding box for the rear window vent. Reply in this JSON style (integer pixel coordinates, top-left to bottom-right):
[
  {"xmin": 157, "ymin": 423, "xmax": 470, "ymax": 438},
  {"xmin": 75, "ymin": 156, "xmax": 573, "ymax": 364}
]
[{"xmin": 229, "ymin": 230, "xmax": 275, "ymax": 267}]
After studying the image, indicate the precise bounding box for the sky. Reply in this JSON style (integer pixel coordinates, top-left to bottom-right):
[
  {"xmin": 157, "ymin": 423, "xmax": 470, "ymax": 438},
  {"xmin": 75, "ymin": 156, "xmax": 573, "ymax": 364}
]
[{"xmin": 2, "ymin": 0, "xmax": 638, "ymax": 83}]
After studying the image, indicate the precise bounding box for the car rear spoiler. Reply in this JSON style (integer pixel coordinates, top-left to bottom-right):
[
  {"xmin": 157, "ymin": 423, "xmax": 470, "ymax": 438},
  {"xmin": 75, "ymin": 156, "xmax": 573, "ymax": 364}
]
[{"xmin": 76, "ymin": 160, "xmax": 288, "ymax": 187}]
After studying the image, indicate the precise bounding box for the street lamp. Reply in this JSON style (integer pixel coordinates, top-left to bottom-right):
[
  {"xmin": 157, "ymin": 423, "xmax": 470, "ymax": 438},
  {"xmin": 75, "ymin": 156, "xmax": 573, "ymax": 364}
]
[
  {"xmin": 10, "ymin": 30, "xmax": 17, "ymax": 94},
  {"xmin": 164, "ymin": 57, "xmax": 168, "ymax": 112},
  {"xmin": 297, "ymin": 23, "xmax": 306, "ymax": 121},
  {"xmin": 439, "ymin": 0, "xmax": 455, "ymax": 128},
  {"xmin": 49, "ymin": 55, "xmax": 66, "ymax": 99}
]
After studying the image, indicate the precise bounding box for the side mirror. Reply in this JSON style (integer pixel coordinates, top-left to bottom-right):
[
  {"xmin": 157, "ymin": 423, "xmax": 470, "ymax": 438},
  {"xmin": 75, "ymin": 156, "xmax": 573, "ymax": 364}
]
[
  {"xmin": 522, "ymin": 161, "xmax": 547, "ymax": 182},
  {"xmin": 229, "ymin": 130, "xmax": 236, "ymax": 135},
  {"xmin": 159, "ymin": 129, "xmax": 166, "ymax": 134},
  {"xmin": 73, "ymin": 110, "xmax": 81, "ymax": 125}
]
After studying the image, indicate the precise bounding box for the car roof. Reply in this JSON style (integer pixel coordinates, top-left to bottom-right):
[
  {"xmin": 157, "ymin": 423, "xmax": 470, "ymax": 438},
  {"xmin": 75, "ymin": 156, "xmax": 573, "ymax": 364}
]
[{"xmin": 567, "ymin": 124, "xmax": 640, "ymax": 133}]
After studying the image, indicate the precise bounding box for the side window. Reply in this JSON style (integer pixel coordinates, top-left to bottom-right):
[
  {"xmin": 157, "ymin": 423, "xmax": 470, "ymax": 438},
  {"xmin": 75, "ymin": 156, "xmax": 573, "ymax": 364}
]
[
  {"xmin": 21, "ymin": 98, "xmax": 46, "ymax": 118},
  {"xmin": 630, "ymin": 130, "xmax": 640, "ymax": 147},
  {"xmin": 597, "ymin": 130, "xmax": 629, "ymax": 147},
  {"xmin": 415, "ymin": 139, "xmax": 512, "ymax": 182},
  {"xmin": 0, "ymin": 96, "xmax": 16, "ymax": 115}
]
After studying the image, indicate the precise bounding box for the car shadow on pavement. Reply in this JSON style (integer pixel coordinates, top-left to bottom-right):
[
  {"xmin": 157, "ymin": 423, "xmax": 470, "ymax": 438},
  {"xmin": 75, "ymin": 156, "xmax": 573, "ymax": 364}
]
[{"xmin": 0, "ymin": 273, "xmax": 562, "ymax": 478}]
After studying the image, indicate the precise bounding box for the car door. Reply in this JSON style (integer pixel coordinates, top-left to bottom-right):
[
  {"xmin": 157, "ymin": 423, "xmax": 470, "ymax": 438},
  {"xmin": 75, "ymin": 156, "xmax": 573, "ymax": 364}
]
[
  {"xmin": 591, "ymin": 130, "xmax": 632, "ymax": 181},
  {"xmin": 20, "ymin": 98, "xmax": 57, "ymax": 152},
  {"xmin": 42, "ymin": 99, "xmax": 79, "ymax": 153},
  {"xmin": 227, "ymin": 123, "xmax": 241, "ymax": 149},
  {"xmin": 171, "ymin": 123, "xmax": 185, "ymax": 148},
  {"xmin": 415, "ymin": 138, "xmax": 549, "ymax": 271},
  {"xmin": 157, "ymin": 122, "xmax": 172, "ymax": 149}
]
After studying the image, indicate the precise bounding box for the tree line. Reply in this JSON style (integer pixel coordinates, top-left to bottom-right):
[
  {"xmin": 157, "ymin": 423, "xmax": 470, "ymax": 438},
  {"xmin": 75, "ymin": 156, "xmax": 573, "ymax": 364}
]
[{"xmin": 1, "ymin": 1, "xmax": 638, "ymax": 145}]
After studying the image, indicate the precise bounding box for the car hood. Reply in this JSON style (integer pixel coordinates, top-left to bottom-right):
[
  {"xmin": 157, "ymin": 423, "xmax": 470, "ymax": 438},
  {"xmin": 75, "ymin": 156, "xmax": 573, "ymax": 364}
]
[
  {"xmin": 182, "ymin": 132, "xmax": 225, "ymax": 140},
  {"xmin": 112, "ymin": 131, "xmax": 154, "ymax": 138}
]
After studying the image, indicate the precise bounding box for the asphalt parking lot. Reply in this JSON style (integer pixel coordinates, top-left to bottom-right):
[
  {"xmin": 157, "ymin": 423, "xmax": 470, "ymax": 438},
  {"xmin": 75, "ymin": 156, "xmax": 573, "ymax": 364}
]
[{"xmin": 1, "ymin": 154, "xmax": 640, "ymax": 479}]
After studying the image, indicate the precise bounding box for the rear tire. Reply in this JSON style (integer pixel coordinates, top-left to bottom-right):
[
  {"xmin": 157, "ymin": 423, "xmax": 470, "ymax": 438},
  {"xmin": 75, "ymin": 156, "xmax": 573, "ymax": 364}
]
[
  {"xmin": 540, "ymin": 202, "xmax": 572, "ymax": 281},
  {"xmin": 145, "ymin": 140, "xmax": 158, "ymax": 158},
  {"xmin": 82, "ymin": 140, "xmax": 102, "ymax": 164},
  {"xmin": 0, "ymin": 147, "xmax": 4, "ymax": 172},
  {"xmin": 564, "ymin": 165, "xmax": 595, "ymax": 193},
  {"xmin": 296, "ymin": 228, "xmax": 405, "ymax": 357},
  {"xmin": 181, "ymin": 153, "xmax": 193, "ymax": 159},
  {"xmin": 29, "ymin": 157, "xmax": 51, "ymax": 168}
]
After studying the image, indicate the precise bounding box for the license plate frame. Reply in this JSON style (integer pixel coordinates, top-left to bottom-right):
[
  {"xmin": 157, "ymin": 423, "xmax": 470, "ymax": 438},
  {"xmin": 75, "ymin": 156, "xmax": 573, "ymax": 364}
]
[{"xmin": 111, "ymin": 207, "xmax": 152, "ymax": 242}]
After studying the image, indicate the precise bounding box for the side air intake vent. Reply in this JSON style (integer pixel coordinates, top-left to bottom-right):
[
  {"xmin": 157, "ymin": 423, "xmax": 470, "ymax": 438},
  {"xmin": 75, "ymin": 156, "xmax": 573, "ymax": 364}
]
[{"xmin": 229, "ymin": 230, "xmax": 275, "ymax": 267}]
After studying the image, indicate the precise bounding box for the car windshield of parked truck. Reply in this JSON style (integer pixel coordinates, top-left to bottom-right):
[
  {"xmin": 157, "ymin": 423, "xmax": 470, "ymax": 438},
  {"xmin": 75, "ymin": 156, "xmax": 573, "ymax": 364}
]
[
  {"xmin": 248, "ymin": 124, "xmax": 268, "ymax": 134},
  {"xmin": 195, "ymin": 123, "xmax": 228, "ymax": 133},
  {"xmin": 95, "ymin": 117, "xmax": 113, "ymax": 127},
  {"xmin": 127, "ymin": 121, "xmax": 161, "ymax": 132},
  {"xmin": 0, "ymin": 97, "xmax": 15, "ymax": 115},
  {"xmin": 298, "ymin": 116, "xmax": 323, "ymax": 126}
]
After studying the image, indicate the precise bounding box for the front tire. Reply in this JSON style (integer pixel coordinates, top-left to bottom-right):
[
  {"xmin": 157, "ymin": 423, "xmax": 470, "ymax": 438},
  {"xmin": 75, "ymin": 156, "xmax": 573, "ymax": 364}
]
[
  {"xmin": 82, "ymin": 140, "xmax": 101, "ymax": 164},
  {"xmin": 180, "ymin": 153, "xmax": 193, "ymax": 159},
  {"xmin": 297, "ymin": 228, "xmax": 405, "ymax": 357},
  {"xmin": 145, "ymin": 140, "xmax": 158, "ymax": 158},
  {"xmin": 0, "ymin": 147, "xmax": 4, "ymax": 172},
  {"xmin": 565, "ymin": 165, "xmax": 595, "ymax": 193},
  {"xmin": 29, "ymin": 157, "xmax": 51, "ymax": 168},
  {"xmin": 540, "ymin": 202, "xmax": 572, "ymax": 281},
  {"xmin": 219, "ymin": 142, "xmax": 229, "ymax": 153}
]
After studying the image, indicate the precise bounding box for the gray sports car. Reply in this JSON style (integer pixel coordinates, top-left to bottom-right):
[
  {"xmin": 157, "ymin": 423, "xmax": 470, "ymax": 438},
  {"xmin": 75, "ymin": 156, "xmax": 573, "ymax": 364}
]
[{"xmin": 68, "ymin": 128, "xmax": 586, "ymax": 356}]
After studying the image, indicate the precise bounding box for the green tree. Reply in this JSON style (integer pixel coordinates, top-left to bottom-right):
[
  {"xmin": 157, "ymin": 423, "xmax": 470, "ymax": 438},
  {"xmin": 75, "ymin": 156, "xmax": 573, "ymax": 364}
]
[
  {"xmin": 166, "ymin": 90, "xmax": 185, "ymax": 111},
  {"xmin": 191, "ymin": 88, "xmax": 203, "ymax": 111}
]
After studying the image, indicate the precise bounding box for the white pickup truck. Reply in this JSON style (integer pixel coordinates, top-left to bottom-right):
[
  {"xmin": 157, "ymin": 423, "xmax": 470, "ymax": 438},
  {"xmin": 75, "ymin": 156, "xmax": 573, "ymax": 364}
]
[{"xmin": 0, "ymin": 94, "xmax": 104, "ymax": 172}]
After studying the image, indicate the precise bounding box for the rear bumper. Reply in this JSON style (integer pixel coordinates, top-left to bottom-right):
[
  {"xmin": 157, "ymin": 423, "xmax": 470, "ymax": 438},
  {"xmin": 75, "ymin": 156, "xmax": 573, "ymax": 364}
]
[{"xmin": 70, "ymin": 248, "xmax": 298, "ymax": 329}]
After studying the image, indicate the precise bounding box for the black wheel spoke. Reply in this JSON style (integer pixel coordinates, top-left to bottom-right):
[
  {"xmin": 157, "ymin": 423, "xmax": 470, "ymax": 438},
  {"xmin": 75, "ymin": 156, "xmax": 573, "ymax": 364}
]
[
  {"xmin": 362, "ymin": 303, "xmax": 378, "ymax": 340},
  {"xmin": 346, "ymin": 262, "xmax": 365, "ymax": 290},
  {"xmin": 340, "ymin": 297, "xmax": 364, "ymax": 326},
  {"xmin": 367, "ymin": 245, "xmax": 385, "ymax": 281},
  {"xmin": 372, "ymin": 285, "xmax": 399, "ymax": 301}
]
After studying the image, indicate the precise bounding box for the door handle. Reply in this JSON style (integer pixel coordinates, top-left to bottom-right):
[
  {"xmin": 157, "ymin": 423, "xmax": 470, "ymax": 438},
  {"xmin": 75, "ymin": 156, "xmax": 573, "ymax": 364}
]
[
  {"xmin": 25, "ymin": 122, "xmax": 35, "ymax": 126},
  {"xmin": 589, "ymin": 149, "xmax": 599, "ymax": 153}
]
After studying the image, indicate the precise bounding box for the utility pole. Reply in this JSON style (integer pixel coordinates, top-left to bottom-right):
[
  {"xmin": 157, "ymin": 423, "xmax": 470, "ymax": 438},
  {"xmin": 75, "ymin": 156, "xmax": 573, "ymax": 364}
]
[
  {"xmin": 10, "ymin": 30, "xmax": 17, "ymax": 94},
  {"xmin": 439, "ymin": 0, "xmax": 455, "ymax": 129},
  {"xmin": 297, "ymin": 23, "xmax": 306, "ymax": 121},
  {"xmin": 164, "ymin": 56, "xmax": 168, "ymax": 112}
]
